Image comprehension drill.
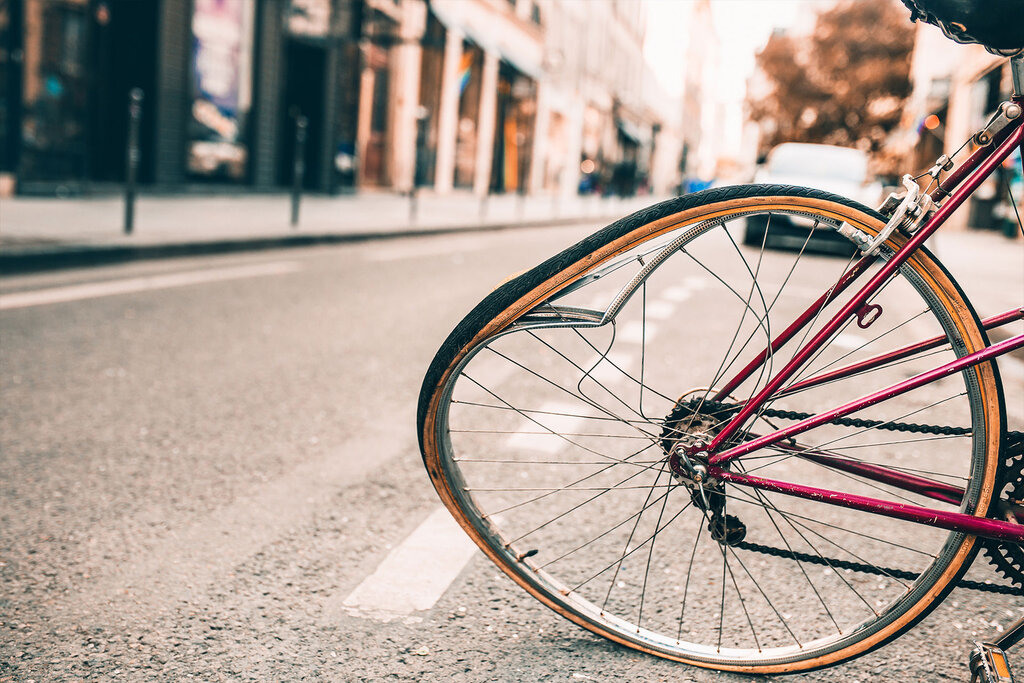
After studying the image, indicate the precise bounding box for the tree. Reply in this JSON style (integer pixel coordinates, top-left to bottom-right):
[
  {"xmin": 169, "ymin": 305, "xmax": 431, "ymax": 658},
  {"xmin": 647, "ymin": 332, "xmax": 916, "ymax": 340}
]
[{"xmin": 748, "ymin": 0, "xmax": 915, "ymax": 161}]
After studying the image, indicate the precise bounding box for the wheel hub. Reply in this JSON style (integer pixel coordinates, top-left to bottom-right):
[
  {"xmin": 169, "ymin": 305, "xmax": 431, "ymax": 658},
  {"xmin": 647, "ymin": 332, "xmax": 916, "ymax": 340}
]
[{"xmin": 661, "ymin": 397, "xmax": 747, "ymax": 546}]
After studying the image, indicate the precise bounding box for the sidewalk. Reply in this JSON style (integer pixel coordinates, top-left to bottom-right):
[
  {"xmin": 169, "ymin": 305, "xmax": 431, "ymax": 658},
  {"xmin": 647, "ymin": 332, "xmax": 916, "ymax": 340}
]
[{"xmin": 0, "ymin": 191, "xmax": 666, "ymax": 273}]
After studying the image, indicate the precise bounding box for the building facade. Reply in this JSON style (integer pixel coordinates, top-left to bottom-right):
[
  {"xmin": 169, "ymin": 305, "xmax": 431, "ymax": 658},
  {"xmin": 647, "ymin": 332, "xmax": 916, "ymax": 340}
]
[
  {"xmin": 901, "ymin": 22, "xmax": 1021, "ymax": 233},
  {"xmin": 1, "ymin": 0, "xmax": 381, "ymax": 195},
  {"xmin": 0, "ymin": 0, "xmax": 687, "ymax": 199}
]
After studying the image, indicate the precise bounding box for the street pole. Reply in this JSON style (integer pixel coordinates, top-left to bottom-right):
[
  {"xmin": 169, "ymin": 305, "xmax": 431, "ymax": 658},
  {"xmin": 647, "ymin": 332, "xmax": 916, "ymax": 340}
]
[
  {"xmin": 410, "ymin": 107, "xmax": 430, "ymax": 224},
  {"xmin": 291, "ymin": 114, "xmax": 307, "ymax": 227},
  {"xmin": 124, "ymin": 88, "xmax": 143, "ymax": 235}
]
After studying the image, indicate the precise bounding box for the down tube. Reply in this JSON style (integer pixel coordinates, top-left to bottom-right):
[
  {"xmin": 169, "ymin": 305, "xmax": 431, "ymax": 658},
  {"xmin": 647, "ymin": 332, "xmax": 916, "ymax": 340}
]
[
  {"xmin": 710, "ymin": 333, "xmax": 1024, "ymax": 465},
  {"xmin": 707, "ymin": 123, "xmax": 1024, "ymax": 452}
]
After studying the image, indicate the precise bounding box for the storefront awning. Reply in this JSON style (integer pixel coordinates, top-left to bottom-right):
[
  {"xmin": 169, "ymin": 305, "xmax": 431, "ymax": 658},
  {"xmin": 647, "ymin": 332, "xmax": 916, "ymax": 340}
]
[
  {"xmin": 430, "ymin": 1, "xmax": 544, "ymax": 80},
  {"xmin": 616, "ymin": 118, "xmax": 645, "ymax": 146}
]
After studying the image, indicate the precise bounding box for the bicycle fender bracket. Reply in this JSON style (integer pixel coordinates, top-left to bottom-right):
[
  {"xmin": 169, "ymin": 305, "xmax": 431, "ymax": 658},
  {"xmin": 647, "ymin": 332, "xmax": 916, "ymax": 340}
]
[{"xmin": 855, "ymin": 303, "xmax": 883, "ymax": 329}]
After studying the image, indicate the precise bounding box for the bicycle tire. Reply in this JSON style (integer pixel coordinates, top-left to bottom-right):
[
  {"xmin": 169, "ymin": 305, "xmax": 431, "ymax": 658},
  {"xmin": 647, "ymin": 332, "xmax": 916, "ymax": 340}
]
[{"xmin": 418, "ymin": 184, "xmax": 1004, "ymax": 674}]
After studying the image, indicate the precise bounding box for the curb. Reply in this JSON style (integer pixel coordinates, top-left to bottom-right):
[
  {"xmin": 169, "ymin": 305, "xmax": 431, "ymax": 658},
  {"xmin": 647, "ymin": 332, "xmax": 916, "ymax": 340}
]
[{"xmin": 0, "ymin": 214, "xmax": 621, "ymax": 275}]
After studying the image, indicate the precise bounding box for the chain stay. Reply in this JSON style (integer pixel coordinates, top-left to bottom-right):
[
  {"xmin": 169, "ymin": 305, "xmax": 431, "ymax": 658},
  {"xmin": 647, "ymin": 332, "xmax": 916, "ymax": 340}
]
[{"xmin": 688, "ymin": 399, "xmax": 1023, "ymax": 594}]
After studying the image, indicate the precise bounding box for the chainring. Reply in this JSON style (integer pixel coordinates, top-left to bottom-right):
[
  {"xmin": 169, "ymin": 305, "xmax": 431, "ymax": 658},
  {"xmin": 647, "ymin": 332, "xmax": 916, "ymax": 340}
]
[{"xmin": 981, "ymin": 432, "xmax": 1024, "ymax": 589}]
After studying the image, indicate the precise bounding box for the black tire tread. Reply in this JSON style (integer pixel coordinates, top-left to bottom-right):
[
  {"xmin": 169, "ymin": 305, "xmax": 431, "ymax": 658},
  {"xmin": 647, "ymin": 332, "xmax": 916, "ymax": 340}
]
[{"xmin": 418, "ymin": 184, "xmax": 884, "ymax": 447}]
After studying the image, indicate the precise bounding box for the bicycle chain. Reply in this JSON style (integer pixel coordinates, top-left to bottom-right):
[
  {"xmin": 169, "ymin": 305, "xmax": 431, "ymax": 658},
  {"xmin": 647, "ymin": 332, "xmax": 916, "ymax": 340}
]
[
  {"xmin": 678, "ymin": 399, "xmax": 1024, "ymax": 595},
  {"xmin": 695, "ymin": 398, "xmax": 983, "ymax": 437},
  {"xmin": 981, "ymin": 433, "xmax": 1024, "ymax": 590},
  {"xmin": 733, "ymin": 540, "xmax": 1023, "ymax": 596},
  {"xmin": 696, "ymin": 397, "xmax": 1024, "ymax": 442}
]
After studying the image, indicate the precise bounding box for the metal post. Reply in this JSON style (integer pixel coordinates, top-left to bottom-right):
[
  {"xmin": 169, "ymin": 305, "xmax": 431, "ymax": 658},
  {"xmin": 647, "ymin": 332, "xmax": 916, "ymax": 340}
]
[
  {"xmin": 291, "ymin": 115, "xmax": 307, "ymax": 227},
  {"xmin": 410, "ymin": 107, "xmax": 430, "ymax": 223},
  {"xmin": 124, "ymin": 88, "xmax": 143, "ymax": 235}
]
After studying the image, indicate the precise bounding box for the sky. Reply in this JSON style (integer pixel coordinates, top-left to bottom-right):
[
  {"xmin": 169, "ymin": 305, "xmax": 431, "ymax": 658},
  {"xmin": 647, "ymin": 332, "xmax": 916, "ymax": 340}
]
[
  {"xmin": 643, "ymin": 0, "xmax": 824, "ymax": 101},
  {"xmin": 642, "ymin": 0, "xmax": 834, "ymax": 162}
]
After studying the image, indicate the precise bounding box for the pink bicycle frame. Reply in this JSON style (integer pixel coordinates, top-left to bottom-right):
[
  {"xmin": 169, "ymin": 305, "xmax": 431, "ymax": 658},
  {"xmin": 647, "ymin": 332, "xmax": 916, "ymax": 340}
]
[{"xmin": 700, "ymin": 108, "xmax": 1024, "ymax": 545}]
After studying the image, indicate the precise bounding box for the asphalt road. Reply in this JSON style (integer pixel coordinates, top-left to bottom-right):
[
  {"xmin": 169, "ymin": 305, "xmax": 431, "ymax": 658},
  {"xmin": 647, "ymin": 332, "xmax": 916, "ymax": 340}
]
[{"xmin": 1, "ymin": 223, "xmax": 1021, "ymax": 682}]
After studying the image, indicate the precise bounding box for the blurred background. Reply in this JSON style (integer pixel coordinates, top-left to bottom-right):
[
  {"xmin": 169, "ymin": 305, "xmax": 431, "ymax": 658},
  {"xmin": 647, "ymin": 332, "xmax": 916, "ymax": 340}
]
[
  {"xmin": 0, "ymin": 0, "xmax": 1020, "ymax": 235},
  {"xmin": 1, "ymin": 4, "xmax": 1022, "ymax": 680}
]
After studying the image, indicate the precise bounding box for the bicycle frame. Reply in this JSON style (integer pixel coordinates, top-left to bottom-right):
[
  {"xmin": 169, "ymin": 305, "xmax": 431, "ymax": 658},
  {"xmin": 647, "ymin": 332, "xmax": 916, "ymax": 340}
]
[{"xmin": 698, "ymin": 91, "xmax": 1024, "ymax": 545}]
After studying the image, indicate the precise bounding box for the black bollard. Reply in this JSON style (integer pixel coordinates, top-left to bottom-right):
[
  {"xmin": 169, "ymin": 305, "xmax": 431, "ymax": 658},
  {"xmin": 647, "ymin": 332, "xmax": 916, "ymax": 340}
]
[
  {"xmin": 291, "ymin": 115, "xmax": 307, "ymax": 227},
  {"xmin": 410, "ymin": 107, "xmax": 430, "ymax": 224},
  {"xmin": 124, "ymin": 88, "xmax": 143, "ymax": 235}
]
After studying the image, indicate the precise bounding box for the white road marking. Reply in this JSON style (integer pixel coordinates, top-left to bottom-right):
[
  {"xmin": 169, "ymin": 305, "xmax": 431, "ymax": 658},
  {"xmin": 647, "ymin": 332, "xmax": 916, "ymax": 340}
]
[
  {"xmin": 662, "ymin": 286, "xmax": 692, "ymax": 302},
  {"xmin": 685, "ymin": 276, "xmax": 709, "ymax": 290},
  {"xmin": 643, "ymin": 300, "xmax": 675, "ymax": 320},
  {"xmin": 364, "ymin": 239, "xmax": 485, "ymax": 262},
  {"xmin": 0, "ymin": 261, "xmax": 302, "ymax": 309},
  {"xmin": 340, "ymin": 507, "xmax": 478, "ymax": 621},
  {"xmin": 465, "ymin": 354, "xmax": 517, "ymax": 389},
  {"xmin": 506, "ymin": 401, "xmax": 586, "ymax": 454},
  {"xmin": 833, "ymin": 333, "xmax": 869, "ymax": 351},
  {"xmin": 583, "ymin": 351, "xmax": 636, "ymax": 390},
  {"xmin": 55, "ymin": 429, "xmax": 405, "ymax": 620},
  {"xmin": 619, "ymin": 320, "xmax": 658, "ymax": 345}
]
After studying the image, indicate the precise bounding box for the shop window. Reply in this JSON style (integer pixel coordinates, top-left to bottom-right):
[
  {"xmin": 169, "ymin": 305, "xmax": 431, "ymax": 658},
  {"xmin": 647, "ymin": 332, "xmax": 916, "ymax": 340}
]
[
  {"xmin": 19, "ymin": 0, "xmax": 90, "ymax": 184},
  {"xmin": 490, "ymin": 63, "xmax": 535, "ymax": 194},
  {"xmin": 415, "ymin": 12, "xmax": 445, "ymax": 188},
  {"xmin": 454, "ymin": 42, "xmax": 483, "ymax": 189},
  {"xmin": 187, "ymin": 0, "xmax": 255, "ymax": 182}
]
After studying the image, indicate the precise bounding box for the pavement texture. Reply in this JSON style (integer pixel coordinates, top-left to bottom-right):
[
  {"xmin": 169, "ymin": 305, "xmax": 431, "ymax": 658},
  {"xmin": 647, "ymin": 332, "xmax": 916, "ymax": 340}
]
[
  {"xmin": 1, "ymin": 223, "xmax": 1020, "ymax": 682},
  {"xmin": 0, "ymin": 191, "xmax": 666, "ymax": 273}
]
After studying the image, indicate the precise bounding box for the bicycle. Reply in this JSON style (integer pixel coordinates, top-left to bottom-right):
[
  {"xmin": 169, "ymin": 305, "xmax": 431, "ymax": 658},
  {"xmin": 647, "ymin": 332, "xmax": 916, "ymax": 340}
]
[{"xmin": 418, "ymin": 2, "xmax": 1024, "ymax": 678}]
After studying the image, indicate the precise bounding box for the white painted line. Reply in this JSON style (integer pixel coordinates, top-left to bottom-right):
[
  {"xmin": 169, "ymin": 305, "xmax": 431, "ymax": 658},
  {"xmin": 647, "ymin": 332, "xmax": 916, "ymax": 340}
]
[
  {"xmin": 643, "ymin": 300, "xmax": 675, "ymax": 320},
  {"xmin": 506, "ymin": 401, "xmax": 586, "ymax": 454},
  {"xmin": 66, "ymin": 430, "xmax": 406, "ymax": 621},
  {"xmin": 341, "ymin": 507, "xmax": 478, "ymax": 621},
  {"xmin": 581, "ymin": 351, "xmax": 637, "ymax": 391},
  {"xmin": 0, "ymin": 261, "xmax": 302, "ymax": 310},
  {"xmin": 586, "ymin": 294, "xmax": 608, "ymax": 311},
  {"xmin": 465, "ymin": 355, "xmax": 517, "ymax": 390},
  {"xmin": 833, "ymin": 333, "xmax": 869, "ymax": 351},
  {"xmin": 364, "ymin": 239, "xmax": 485, "ymax": 262},
  {"xmin": 685, "ymin": 276, "xmax": 708, "ymax": 290},
  {"xmin": 619, "ymin": 320, "xmax": 659, "ymax": 345},
  {"xmin": 662, "ymin": 286, "xmax": 692, "ymax": 302}
]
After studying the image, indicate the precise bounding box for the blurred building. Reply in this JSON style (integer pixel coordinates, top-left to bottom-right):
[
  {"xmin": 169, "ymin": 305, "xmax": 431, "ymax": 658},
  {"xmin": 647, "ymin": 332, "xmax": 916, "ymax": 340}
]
[
  {"xmin": 539, "ymin": 0, "xmax": 659, "ymax": 198},
  {"xmin": 901, "ymin": 23, "xmax": 1021, "ymax": 233},
  {"xmin": 1, "ymin": 0, "xmax": 376, "ymax": 195},
  {"xmin": 677, "ymin": 0, "xmax": 718, "ymax": 189},
  {"xmin": 0, "ymin": 0, "xmax": 688, "ymax": 199}
]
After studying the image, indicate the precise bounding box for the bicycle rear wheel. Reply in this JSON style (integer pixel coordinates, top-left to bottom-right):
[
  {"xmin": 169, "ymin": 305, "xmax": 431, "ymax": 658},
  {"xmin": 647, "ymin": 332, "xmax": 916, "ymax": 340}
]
[{"xmin": 418, "ymin": 185, "xmax": 1004, "ymax": 673}]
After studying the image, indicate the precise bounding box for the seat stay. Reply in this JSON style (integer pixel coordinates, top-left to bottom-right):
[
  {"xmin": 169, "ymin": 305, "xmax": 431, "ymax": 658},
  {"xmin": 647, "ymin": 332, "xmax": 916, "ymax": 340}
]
[
  {"xmin": 774, "ymin": 308, "xmax": 1024, "ymax": 399},
  {"xmin": 771, "ymin": 441, "xmax": 965, "ymax": 507},
  {"xmin": 710, "ymin": 333, "xmax": 1024, "ymax": 465},
  {"xmin": 706, "ymin": 122, "xmax": 1024, "ymax": 454}
]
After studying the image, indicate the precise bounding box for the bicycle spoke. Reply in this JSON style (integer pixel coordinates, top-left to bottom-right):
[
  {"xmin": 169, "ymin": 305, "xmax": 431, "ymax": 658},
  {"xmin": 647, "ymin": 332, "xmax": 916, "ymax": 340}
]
[
  {"xmin": 601, "ymin": 461, "xmax": 670, "ymax": 611},
  {"xmin": 427, "ymin": 187, "xmax": 997, "ymax": 666}
]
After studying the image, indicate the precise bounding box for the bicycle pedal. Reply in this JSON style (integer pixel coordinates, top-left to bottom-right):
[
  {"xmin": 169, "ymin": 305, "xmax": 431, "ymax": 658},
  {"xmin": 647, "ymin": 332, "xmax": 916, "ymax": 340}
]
[{"xmin": 970, "ymin": 641, "xmax": 1017, "ymax": 683}]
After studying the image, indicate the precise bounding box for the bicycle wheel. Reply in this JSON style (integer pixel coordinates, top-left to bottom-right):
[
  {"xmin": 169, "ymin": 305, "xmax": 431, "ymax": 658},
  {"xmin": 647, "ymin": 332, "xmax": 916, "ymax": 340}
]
[{"xmin": 418, "ymin": 185, "xmax": 1004, "ymax": 673}]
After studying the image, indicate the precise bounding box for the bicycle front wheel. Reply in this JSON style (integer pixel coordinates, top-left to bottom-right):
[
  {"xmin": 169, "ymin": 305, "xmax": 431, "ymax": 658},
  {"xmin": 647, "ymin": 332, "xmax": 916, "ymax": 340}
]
[{"xmin": 418, "ymin": 185, "xmax": 1003, "ymax": 674}]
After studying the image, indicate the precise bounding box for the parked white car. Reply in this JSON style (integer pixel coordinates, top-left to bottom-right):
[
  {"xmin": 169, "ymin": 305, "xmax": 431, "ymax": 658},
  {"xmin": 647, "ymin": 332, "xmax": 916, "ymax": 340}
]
[{"xmin": 744, "ymin": 143, "xmax": 884, "ymax": 254}]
